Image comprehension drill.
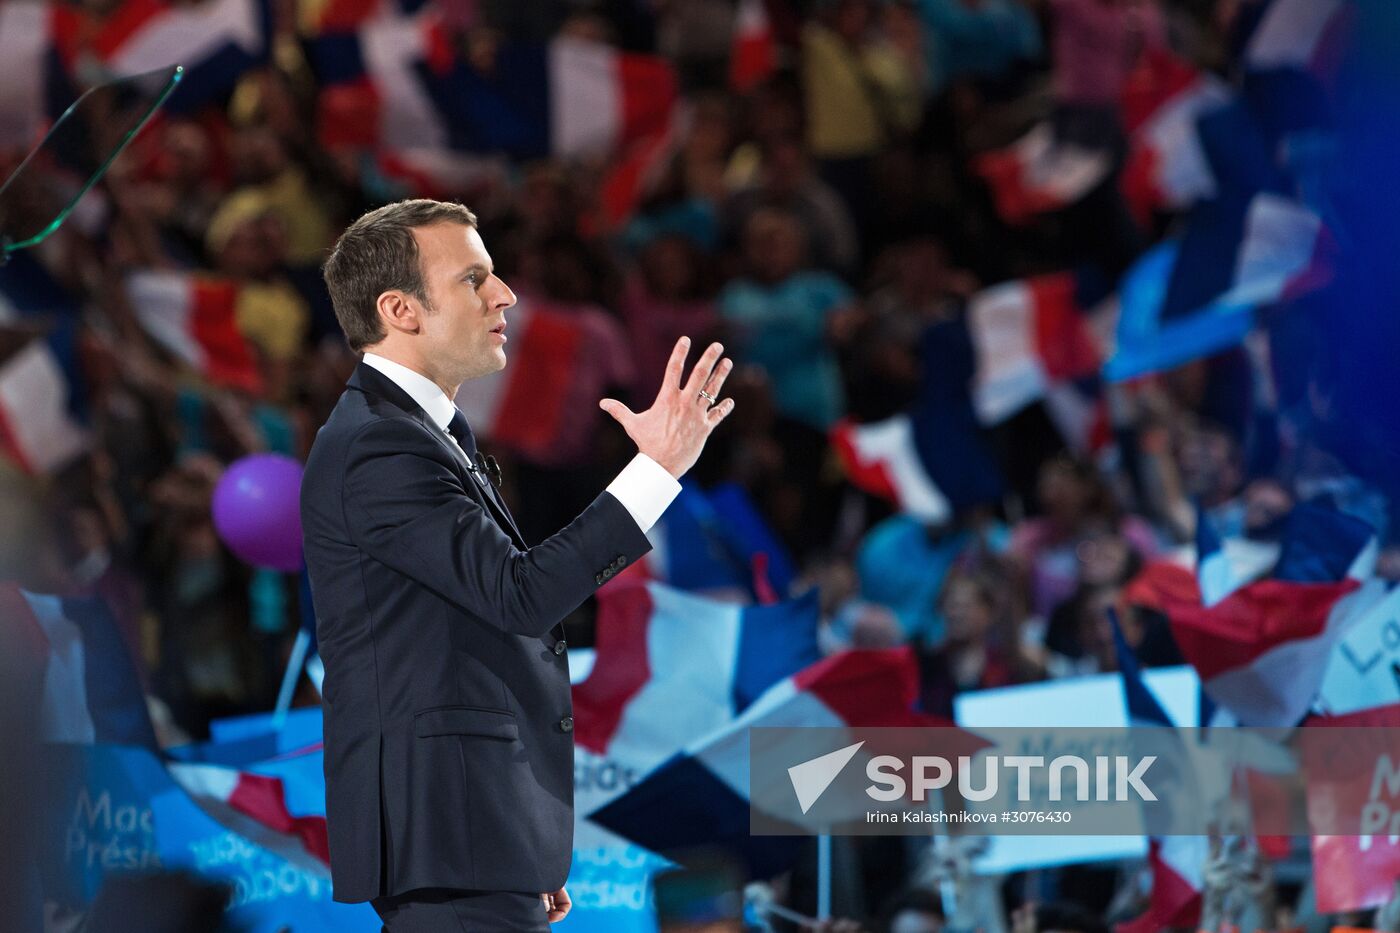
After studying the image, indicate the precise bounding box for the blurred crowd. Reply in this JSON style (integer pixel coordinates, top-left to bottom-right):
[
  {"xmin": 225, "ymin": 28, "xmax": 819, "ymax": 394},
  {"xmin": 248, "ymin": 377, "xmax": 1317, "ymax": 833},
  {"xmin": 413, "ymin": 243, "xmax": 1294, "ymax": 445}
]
[{"xmin": 4, "ymin": 0, "xmax": 1400, "ymax": 929}]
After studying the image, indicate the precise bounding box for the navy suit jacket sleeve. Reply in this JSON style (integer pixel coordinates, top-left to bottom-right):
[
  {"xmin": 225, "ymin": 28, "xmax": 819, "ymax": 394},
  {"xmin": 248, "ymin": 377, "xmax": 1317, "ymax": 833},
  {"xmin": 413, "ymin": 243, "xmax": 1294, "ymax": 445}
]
[{"xmin": 341, "ymin": 417, "xmax": 651, "ymax": 639}]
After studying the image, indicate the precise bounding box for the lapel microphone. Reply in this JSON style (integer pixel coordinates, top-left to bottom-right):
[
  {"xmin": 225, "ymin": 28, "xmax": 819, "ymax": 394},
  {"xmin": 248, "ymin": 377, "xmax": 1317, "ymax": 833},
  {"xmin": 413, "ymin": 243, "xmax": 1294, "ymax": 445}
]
[{"xmin": 482, "ymin": 454, "xmax": 502, "ymax": 488}]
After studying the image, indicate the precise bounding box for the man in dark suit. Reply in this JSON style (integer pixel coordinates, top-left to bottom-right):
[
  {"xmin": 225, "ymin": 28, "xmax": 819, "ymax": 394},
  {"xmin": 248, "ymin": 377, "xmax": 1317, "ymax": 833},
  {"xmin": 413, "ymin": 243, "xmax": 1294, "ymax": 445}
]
[{"xmin": 302, "ymin": 199, "xmax": 734, "ymax": 930}]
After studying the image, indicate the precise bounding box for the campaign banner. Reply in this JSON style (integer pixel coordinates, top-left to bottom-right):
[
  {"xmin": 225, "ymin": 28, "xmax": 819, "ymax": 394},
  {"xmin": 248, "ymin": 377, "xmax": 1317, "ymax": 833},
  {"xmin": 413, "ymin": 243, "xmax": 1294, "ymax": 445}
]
[
  {"xmin": 571, "ymin": 746, "xmax": 670, "ymax": 931},
  {"xmin": 1319, "ymin": 584, "xmax": 1400, "ymax": 715},
  {"xmin": 951, "ymin": 667, "xmax": 1199, "ymax": 873},
  {"xmin": 38, "ymin": 744, "xmax": 377, "ymax": 931}
]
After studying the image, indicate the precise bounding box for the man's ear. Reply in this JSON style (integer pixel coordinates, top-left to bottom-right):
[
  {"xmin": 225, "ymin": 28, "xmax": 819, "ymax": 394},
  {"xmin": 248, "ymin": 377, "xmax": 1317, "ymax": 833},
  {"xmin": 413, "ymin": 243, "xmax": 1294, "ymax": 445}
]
[{"xmin": 376, "ymin": 290, "xmax": 420, "ymax": 337}]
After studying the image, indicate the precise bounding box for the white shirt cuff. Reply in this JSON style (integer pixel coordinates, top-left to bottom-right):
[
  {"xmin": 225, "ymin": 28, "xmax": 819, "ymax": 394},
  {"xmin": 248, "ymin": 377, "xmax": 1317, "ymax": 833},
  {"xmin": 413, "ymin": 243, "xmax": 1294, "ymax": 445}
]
[{"xmin": 606, "ymin": 453, "xmax": 681, "ymax": 533}]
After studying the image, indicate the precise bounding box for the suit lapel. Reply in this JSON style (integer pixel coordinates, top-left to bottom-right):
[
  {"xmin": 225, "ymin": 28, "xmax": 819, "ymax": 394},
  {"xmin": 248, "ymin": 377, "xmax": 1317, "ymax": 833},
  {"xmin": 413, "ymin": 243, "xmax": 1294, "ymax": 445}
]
[{"xmin": 349, "ymin": 363, "xmax": 529, "ymax": 549}]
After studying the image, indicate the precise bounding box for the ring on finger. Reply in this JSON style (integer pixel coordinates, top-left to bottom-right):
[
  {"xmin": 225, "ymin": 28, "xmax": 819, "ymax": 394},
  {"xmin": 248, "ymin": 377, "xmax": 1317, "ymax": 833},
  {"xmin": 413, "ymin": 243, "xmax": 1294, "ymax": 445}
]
[{"xmin": 698, "ymin": 389, "xmax": 717, "ymax": 404}]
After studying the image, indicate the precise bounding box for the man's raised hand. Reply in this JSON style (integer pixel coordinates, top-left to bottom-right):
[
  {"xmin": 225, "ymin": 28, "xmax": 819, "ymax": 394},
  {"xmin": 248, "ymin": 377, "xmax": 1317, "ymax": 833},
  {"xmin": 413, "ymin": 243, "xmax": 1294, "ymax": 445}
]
[{"xmin": 599, "ymin": 337, "xmax": 735, "ymax": 479}]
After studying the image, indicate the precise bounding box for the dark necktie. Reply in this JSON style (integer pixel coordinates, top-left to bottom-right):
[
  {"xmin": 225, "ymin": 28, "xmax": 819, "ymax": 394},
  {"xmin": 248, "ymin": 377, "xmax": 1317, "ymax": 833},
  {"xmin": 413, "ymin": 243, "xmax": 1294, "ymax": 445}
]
[
  {"xmin": 448, "ymin": 410, "xmax": 504, "ymax": 492},
  {"xmin": 446, "ymin": 409, "xmax": 479, "ymax": 461},
  {"xmin": 446, "ymin": 409, "xmax": 521, "ymax": 541}
]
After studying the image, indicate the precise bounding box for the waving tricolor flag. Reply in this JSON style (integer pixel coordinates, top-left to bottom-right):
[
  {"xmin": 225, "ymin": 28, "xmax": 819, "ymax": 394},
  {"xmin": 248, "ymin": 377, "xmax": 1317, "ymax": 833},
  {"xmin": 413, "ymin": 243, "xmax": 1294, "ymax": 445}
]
[
  {"xmin": 1120, "ymin": 50, "xmax": 1233, "ymax": 224},
  {"xmin": 168, "ymin": 754, "xmax": 330, "ymax": 875},
  {"xmin": 0, "ymin": 585, "xmax": 376, "ymax": 927},
  {"xmin": 0, "ymin": 587, "xmax": 154, "ymax": 749},
  {"xmin": 0, "ymin": 256, "xmax": 90, "ymax": 475},
  {"xmin": 49, "ymin": 0, "xmax": 269, "ymax": 112},
  {"xmin": 572, "ymin": 581, "xmax": 820, "ymax": 772},
  {"xmin": 1241, "ymin": 0, "xmax": 1352, "ymax": 82},
  {"xmin": 0, "ymin": 340, "xmax": 89, "ymax": 476},
  {"xmin": 126, "ymin": 270, "xmax": 261, "ymax": 392},
  {"xmin": 307, "ymin": 12, "xmax": 676, "ymax": 161},
  {"xmin": 1194, "ymin": 506, "xmax": 1238, "ymax": 608},
  {"xmin": 729, "ymin": 0, "xmax": 776, "ymax": 93},
  {"xmin": 635, "ymin": 482, "xmax": 796, "ymax": 601},
  {"xmin": 1167, "ymin": 504, "xmax": 1379, "ymax": 726},
  {"xmin": 0, "ymin": 1, "xmax": 53, "ymax": 150},
  {"xmin": 588, "ymin": 647, "xmax": 940, "ymax": 877},
  {"xmin": 452, "ymin": 296, "xmax": 587, "ymax": 459},
  {"xmin": 965, "ymin": 269, "xmax": 1113, "ymax": 451},
  {"xmin": 1105, "ymin": 193, "xmax": 1336, "ymax": 381},
  {"xmin": 833, "ymin": 320, "xmax": 1005, "ymax": 522},
  {"xmin": 973, "ymin": 122, "xmax": 1113, "ymax": 226}
]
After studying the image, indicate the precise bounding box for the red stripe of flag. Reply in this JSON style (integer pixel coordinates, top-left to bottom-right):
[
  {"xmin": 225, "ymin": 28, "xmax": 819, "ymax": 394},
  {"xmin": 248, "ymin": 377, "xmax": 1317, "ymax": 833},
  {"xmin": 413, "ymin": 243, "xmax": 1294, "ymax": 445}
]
[
  {"xmin": 1114, "ymin": 839, "xmax": 1202, "ymax": 933},
  {"xmin": 0, "ymin": 403, "xmax": 34, "ymax": 475},
  {"xmin": 1031, "ymin": 273, "xmax": 1100, "ymax": 381},
  {"xmin": 317, "ymin": 77, "xmax": 382, "ymax": 149},
  {"xmin": 829, "ymin": 419, "xmax": 899, "ymax": 504},
  {"xmin": 490, "ymin": 310, "xmax": 581, "ymax": 456},
  {"xmin": 792, "ymin": 647, "xmax": 923, "ymax": 726},
  {"xmin": 48, "ymin": 4, "xmax": 84, "ymax": 73},
  {"xmin": 1120, "ymin": 143, "xmax": 1164, "ymax": 228},
  {"xmin": 730, "ymin": 0, "xmax": 776, "ymax": 93},
  {"xmin": 1169, "ymin": 578, "xmax": 1359, "ymax": 681},
  {"xmin": 226, "ymin": 772, "xmax": 331, "ymax": 866},
  {"xmin": 615, "ymin": 51, "xmax": 677, "ymax": 147},
  {"xmin": 190, "ymin": 277, "xmax": 261, "ymax": 393},
  {"xmin": 1120, "ymin": 49, "xmax": 1199, "ymax": 136},
  {"xmin": 315, "ymin": 0, "xmax": 384, "ymax": 32},
  {"xmin": 572, "ymin": 584, "xmax": 655, "ymax": 755},
  {"xmin": 90, "ymin": 0, "xmax": 168, "ymax": 61}
]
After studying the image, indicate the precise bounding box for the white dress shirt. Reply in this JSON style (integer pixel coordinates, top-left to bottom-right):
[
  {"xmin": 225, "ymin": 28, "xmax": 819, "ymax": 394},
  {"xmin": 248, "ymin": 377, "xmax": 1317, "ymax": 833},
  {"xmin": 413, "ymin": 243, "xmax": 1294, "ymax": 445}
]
[{"xmin": 361, "ymin": 353, "xmax": 680, "ymax": 533}]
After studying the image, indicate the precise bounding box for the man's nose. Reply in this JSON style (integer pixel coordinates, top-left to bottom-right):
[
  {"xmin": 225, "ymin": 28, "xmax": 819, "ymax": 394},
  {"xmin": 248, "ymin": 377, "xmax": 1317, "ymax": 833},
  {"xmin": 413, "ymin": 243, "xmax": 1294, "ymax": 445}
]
[{"xmin": 489, "ymin": 275, "xmax": 517, "ymax": 311}]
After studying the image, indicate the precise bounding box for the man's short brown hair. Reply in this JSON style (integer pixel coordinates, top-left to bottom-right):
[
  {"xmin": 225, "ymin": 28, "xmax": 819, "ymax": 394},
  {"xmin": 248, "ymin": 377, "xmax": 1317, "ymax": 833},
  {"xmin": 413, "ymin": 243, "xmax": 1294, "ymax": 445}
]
[{"xmin": 323, "ymin": 199, "xmax": 478, "ymax": 352}]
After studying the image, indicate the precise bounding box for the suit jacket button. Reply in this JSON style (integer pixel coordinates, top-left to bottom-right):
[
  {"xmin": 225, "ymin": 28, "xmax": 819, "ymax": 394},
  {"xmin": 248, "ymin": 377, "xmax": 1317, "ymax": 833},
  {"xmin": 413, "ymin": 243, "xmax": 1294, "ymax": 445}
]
[
  {"xmin": 595, "ymin": 573, "xmax": 604, "ymax": 585},
  {"xmin": 559, "ymin": 717, "xmax": 574, "ymax": 733},
  {"xmin": 614, "ymin": 555, "xmax": 627, "ymax": 568},
  {"xmin": 554, "ymin": 640, "xmax": 567, "ymax": 656}
]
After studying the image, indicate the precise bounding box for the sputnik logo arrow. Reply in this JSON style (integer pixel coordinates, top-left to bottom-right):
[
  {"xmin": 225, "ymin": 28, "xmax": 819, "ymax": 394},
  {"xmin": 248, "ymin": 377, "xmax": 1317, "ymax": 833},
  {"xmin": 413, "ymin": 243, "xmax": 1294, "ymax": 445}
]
[{"xmin": 787, "ymin": 741, "xmax": 865, "ymax": 814}]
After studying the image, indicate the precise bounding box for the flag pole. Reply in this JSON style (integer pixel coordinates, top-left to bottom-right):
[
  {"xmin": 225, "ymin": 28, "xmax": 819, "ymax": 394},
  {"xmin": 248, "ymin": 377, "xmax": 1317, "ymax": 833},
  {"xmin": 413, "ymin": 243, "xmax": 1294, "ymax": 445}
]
[
  {"xmin": 273, "ymin": 628, "xmax": 313, "ymax": 727},
  {"xmin": 817, "ymin": 831, "xmax": 832, "ymax": 920}
]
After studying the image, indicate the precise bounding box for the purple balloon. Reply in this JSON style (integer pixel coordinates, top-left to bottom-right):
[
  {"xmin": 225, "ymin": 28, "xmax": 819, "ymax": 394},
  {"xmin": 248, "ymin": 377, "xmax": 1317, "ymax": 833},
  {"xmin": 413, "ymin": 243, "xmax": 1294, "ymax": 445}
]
[{"xmin": 212, "ymin": 454, "xmax": 305, "ymax": 572}]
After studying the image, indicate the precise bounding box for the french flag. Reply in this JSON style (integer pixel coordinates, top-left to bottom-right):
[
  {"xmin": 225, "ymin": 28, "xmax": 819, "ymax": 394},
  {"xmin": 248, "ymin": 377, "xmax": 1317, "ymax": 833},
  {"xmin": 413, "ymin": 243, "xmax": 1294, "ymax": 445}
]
[
  {"xmin": 0, "ymin": 586, "xmax": 156, "ymax": 750},
  {"xmin": 453, "ymin": 296, "xmax": 582, "ymax": 460},
  {"xmin": 1120, "ymin": 51, "xmax": 1233, "ymax": 223},
  {"xmin": 729, "ymin": 0, "xmax": 776, "ymax": 93},
  {"xmin": 0, "ymin": 1, "xmax": 52, "ymax": 150},
  {"xmin": 1242, "ymin": 0, "xmax": 1352, "ymax": 82},
  {"xmin": 0, "ymin": 340, "xmax": 89, "ymax": 476},
  {"xmin": 635, "ymin": 482, "xmax": 796, "ymax": 601},
  {"xmin": 1194, "ymin": 506, "xmax": 1237, "ymax": 607},
  {"xmin": 572, "ymin": 581, "xmax": 820, "ymax": 772},
  {"xmin": 5, "ymin": 589, "xmax": 365, "ymax": 924},
  {"xmin": 126, "ymin": 270, "xmax": 262, "ymax": 393},
  {"xmin": 50, "ymin": 0, "xmax": 270, "ymax": 113},
  {"xmin": 972, "ymin": 122, "xmax": 1113, "ymax": 226},
  {"xmin": 0, "ymin": 255, "xmax": 90, "ymax": 475},
  {"xmin": 833, "ymin": 320, "xmax": 1005, "ymax": 523},
  {"xmin": 168, "ymin": 752, "xmax": 331, "ymax": 876},
  {"xmin": 588, "ymin": 647, "xmax": 937, "ymax": 877},
  {"xmin": 1168, "ymin": 504, "xmax": 1379, "ymax": 726},
  {"xmin": 1109, "ymin": 611, "xmax": 1205, "ymax": 933},
  {"xmin": 1105, "ymin": 193, "xmax": 1335, "ymax": 381},
  {"xmin": 308, "ymin": 12, "xmax": 676, "ymax": 160},
  {"xmin": 831, "ymin": 415, "xmax": 952, "ymax": 524},
  {"xmin": 966, "ymin": 269, "xmax": 1112, "ymax": 451}
]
